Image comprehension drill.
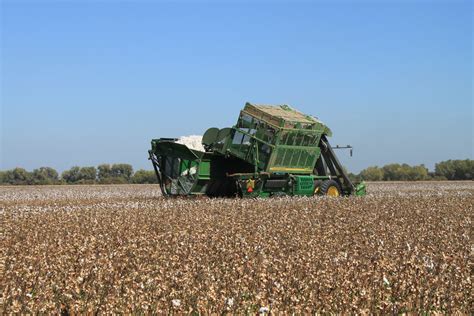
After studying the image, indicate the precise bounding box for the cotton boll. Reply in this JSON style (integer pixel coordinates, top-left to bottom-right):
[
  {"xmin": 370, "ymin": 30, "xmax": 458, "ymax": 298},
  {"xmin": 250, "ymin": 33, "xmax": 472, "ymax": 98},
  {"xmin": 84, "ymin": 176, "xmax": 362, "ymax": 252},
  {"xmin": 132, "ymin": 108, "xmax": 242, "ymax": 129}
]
[
  {"xmin": 259, "ymin": 306, "xmax": 269, "ymax": 314},
  {"xmin": 176, "ymin": 135, "xmax": 205, "ymax": 152}
]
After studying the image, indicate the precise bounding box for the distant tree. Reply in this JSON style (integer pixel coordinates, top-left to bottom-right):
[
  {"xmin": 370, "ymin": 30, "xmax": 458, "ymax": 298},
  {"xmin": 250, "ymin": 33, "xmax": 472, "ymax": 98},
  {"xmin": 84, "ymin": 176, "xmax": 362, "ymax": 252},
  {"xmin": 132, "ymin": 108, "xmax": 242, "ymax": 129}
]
[
  {"xmin": 435, "ymin": 160, "xmax": 456, "ymax": 180},
  {"xmin": 78, "ymin": 167, "xmax": 97, "ymax": 183},
  {"xmin": 0, "ymin": 171, "xmax": 5, "ymax": 184},
  {"xmin": 3, "ymin": 168, "xmax": 33, "ymax": 185},
  {"xmin": 98, "ymin": 164, "xmax": 112, "ymax": 181},
  {"xmin": 428, "ymin": 172, "xmax": 447, "ymax": 181},
  {"xmin": 382, "ymin": 163, "xmax": 402, "ymax": 181},
  {"xmin": 452, "ymin": 160, "xmax": 473, "ymax": 180},
  {"xmin": 435, "ymin": 159, "xmax": 473, "ymax": 180},
  {"xmin": 380, "ymin": 163, "xmax": 430, "ymax": 181},
  {"xmin": 407, "ymin": 165, "xmax": 429, "ymax": 181},
  {"xmin": 359, "ymin": 166, "xmax": 384, "ymax": 181},
  {"xmin": 62, "ymin": 166, "xmax": 97, "ymax": 184},
  {"xmin": 111, "ymin": 164, "xmax": 133, "ymax": 181},
  {"xmin": 32, "ymin": 167, "xmax": 59, "ymax": 185},
  {"xmin": 98, "ymin": 163, "xmax": 133, "ymax": 183},
  {"xmin": 132, "ymin": 170, "xmax": 158, "ymax": 184},
  {"xmin": 399, "ymin": 164, "xmax": 412, "ymax": 181},
  {"xmin": 61, "ymin": 166, "xmax": 81, "ymax": 184}
]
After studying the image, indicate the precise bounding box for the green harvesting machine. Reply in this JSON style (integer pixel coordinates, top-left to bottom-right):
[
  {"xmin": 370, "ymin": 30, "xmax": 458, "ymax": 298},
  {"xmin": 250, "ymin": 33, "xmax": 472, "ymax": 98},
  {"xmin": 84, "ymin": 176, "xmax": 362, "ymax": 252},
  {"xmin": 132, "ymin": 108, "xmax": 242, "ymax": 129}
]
[{"xmin": 149, "ymin": 103, "xmax": 366, "ymax": 198}]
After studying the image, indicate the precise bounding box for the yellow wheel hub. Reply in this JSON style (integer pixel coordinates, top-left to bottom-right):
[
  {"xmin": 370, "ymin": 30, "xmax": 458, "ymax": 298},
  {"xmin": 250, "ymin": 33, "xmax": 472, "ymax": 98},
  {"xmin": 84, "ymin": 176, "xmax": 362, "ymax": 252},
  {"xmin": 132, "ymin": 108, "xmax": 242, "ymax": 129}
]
[{"xmin": 327, "ymin": 186, "xmax": 340, "ymax": 197}]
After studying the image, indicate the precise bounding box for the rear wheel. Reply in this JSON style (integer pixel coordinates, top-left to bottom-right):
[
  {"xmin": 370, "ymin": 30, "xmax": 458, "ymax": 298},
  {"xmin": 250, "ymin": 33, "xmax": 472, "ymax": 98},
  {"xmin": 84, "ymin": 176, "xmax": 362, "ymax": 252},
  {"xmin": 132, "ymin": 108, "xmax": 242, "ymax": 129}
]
[{"xmin": 319, "ymin": 179, "xmax": 342, "ymax": 197}]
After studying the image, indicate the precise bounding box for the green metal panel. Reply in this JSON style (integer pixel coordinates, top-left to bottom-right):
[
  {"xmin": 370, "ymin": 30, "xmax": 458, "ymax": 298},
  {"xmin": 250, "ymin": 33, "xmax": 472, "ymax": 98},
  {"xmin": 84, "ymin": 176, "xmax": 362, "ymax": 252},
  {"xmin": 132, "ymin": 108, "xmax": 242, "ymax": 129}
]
[
  {"xmin": 268, "ymin": 146, "xmax": 320, "ymax": 173},
  {"xmin": 198, "ymin": 160, "xmax": 211, "ymax": 180},
  {"xmin": 294, "ymin": 176, "xmax": 315, "ymax": 196},
  {"xmin": 355, "ymin": 182, "xmax": 367, "ymax": 196}
]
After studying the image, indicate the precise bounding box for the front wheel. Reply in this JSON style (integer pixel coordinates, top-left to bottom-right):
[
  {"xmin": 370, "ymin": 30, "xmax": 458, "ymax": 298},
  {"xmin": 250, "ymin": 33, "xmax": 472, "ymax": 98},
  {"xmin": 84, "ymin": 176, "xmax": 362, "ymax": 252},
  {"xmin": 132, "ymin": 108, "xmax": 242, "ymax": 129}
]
[{"xmin": 318, "ymin": 179, "xmax": 342, "ymax": 197}]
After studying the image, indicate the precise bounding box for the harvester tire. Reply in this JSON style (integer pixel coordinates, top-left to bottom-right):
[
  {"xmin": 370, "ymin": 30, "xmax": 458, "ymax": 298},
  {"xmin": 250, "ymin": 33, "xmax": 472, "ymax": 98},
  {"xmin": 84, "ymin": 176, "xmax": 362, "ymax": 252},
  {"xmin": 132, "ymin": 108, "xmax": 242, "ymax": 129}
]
[{"xmin": 319, "ymin": 180, "xmax": 342, "ymax": 197}]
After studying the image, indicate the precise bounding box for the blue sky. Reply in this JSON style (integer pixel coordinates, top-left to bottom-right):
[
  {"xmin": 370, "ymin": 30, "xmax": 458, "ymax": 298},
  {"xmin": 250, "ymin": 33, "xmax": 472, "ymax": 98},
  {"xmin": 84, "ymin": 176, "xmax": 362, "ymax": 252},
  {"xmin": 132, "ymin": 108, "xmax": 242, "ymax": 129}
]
[{"xmin": 1, "ymin": 0, "xmax": 472, "ymax": 173}]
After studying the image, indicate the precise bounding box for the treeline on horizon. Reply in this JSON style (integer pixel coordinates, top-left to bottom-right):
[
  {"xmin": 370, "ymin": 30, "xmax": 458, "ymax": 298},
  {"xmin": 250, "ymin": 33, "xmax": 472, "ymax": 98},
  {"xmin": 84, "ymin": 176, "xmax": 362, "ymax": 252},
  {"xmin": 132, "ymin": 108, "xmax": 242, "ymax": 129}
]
[
  {"xmin": 348, "ymin": 159, "xmax": 473, "ymax": 182},
  {"xmin": 0, "ymin": 159, "xmax": 472, "ymax": 185},
  {"xmin": 0, "ymin": 164, "xmax": 158, "ymax": 185}
]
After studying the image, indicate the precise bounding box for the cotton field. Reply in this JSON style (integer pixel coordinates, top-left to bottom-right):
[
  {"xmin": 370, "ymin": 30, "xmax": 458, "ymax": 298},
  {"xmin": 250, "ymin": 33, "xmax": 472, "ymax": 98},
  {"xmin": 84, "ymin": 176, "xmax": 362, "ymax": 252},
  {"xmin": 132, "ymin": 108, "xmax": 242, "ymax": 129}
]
[{"xmin": 0, "ymin": 182, "xmax": 472, "ymax": 313}]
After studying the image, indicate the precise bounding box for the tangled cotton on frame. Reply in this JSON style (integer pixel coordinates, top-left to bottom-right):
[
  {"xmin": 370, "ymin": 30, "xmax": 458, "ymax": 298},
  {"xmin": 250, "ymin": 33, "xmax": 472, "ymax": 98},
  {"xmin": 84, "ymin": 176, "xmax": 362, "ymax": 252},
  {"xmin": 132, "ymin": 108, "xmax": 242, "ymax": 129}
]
[{"xmin": 176, "ymin": 135, "xmax": 205, "ymax": 152}]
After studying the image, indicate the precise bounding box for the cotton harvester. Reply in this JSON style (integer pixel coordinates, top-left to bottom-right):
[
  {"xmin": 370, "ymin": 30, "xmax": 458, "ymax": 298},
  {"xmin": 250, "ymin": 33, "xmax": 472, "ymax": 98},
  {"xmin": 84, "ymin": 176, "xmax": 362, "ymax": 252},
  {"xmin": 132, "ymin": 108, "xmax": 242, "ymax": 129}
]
[{"xmin": 149, "ymin": 103, "xmax": 366, "ymax": 198}]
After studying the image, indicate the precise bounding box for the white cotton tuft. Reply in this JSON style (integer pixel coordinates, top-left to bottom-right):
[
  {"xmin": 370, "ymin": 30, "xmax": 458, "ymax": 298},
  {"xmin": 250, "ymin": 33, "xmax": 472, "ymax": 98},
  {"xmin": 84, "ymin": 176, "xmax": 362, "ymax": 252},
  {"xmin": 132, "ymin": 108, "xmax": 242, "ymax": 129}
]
[
  {"xmin": 259, "ymin": 306, "xmax": 270, "ymax": 314},
  {"xmin": 176, "ymin": 135, "xmax": 205, "ymax": 152},
  {"xmin": 226, "ymin": 297, "xmax": 234, "ymax": 307}
]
